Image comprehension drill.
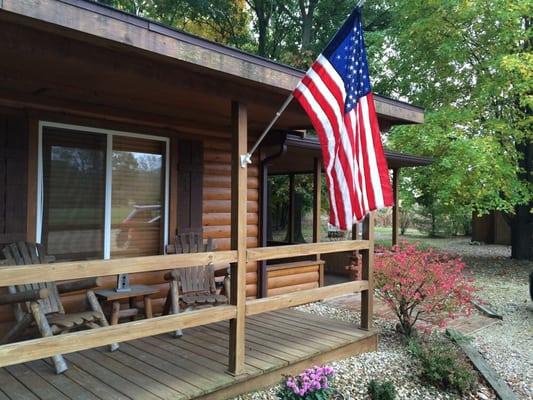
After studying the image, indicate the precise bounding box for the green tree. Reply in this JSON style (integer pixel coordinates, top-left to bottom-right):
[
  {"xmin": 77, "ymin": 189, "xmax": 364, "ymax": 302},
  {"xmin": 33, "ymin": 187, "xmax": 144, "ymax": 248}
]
[
  {"xmin": 96, "ymin": 0, "xmax": 250, "ymax": 47},
  {"xmin": 374, "ymin": 0, "xmax": 532, "ymax": 259}
]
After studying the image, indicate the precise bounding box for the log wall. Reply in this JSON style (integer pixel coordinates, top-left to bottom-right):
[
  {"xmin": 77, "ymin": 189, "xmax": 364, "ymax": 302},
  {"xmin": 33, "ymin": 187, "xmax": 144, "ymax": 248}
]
[
  {"xmin": 266, "ymin": 260, "xmax": 324, "ymax": 297},
  {"xmin": 202, "ymin": 139, "xmax": 259, "ymax": 298}
]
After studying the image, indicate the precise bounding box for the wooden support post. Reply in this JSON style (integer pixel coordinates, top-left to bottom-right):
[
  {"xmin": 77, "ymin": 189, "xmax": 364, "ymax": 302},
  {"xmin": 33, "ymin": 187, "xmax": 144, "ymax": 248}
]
[
  {"xmin": 288, "ymin": 173, "xmax": 295, "ymax": 243},
  {"xmin": 228, "ymin": 101, "xmax": 247, "ymax": 376},
  {"xmin": 313, "ymin": 158, "xmax": 323, "ymax": 286},
  {"xmin": 392, "ymin": 168, "xmax": 400, "ymax": 246},
  {"xmin": 361, "ymin": 213, "xmax": 375, "ymax": 330}
]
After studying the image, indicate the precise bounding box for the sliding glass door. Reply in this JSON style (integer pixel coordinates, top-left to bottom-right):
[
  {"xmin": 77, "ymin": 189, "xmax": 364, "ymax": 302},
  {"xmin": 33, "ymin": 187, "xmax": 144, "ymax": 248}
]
[{"xmin": 39, "ymin": 124, "xmax": 168, "ymax": 261}]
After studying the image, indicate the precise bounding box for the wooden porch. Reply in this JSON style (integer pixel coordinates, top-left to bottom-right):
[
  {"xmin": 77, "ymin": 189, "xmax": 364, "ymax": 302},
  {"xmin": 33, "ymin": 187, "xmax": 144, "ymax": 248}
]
[{"xmin": 0, "ymin": 309, "xmax": 376, "ymax": 400}]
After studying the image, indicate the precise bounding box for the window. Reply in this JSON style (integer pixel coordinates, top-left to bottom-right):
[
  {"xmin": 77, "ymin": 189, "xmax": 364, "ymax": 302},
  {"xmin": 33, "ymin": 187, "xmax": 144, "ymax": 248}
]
[
  {"xmin": 267, "ymin": 173, "xmax": 314, "ymax": 245},
  {"xmin": 38, "ymin": 123, "xmax": 168, "ymax": 261}
]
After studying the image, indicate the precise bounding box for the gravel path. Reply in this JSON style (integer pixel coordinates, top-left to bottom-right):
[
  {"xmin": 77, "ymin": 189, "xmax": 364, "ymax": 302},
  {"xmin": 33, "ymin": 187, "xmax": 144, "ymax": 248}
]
[{"xmin": 234, "ymin": 238, "xmax": 532, "ymax": 400}]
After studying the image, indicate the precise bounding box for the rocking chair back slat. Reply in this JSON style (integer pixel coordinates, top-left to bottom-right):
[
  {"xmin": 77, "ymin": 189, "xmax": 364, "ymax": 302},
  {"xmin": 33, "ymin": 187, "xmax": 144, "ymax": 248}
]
[
  {"xmin": 172, "ymin": 233, "xmax": 215, "ymax": 294},
  {"xmin": 2, "ymin": 243, "xmax": 63, "ymax": 315}
]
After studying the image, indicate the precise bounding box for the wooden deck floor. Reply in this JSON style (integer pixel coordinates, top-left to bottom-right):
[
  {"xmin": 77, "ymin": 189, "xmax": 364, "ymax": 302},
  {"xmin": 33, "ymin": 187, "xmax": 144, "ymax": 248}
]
[{"xmin": 0, "ymin": 309, "xmax": 376, "ymax": 400}]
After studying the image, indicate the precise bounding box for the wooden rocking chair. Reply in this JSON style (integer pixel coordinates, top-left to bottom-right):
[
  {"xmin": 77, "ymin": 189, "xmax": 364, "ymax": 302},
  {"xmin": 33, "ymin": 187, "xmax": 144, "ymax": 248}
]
[
  {"xmin": 0, "ymin": 242, "xmax": 118, "ymax": 374},
  {"xmin": 163, "ymin": 233, "xmax": 228, "ymax": 337}
]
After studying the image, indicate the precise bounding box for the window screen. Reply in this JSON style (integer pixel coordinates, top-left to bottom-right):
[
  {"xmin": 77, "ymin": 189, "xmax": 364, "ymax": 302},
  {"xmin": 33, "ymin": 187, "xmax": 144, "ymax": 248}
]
[{"xmin": 42, "ymin": 129, "xmax": 106, "ymax": 260}]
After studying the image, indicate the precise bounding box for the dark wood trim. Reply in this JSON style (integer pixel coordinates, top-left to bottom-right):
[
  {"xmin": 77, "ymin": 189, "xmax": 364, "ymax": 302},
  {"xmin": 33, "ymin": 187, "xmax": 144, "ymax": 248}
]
[
  {"xmin": 259, "ymin": 149, "xmax": 268, "ymax": 299},
  {"xmin": 26, "ymin": 117, "xmax": 38, "ymax": 242},
  {"xmin": 259, "ymin": 139, "xmax": 288, "ymax": 298},
  {"xmin": 313, "ymin": 158, "xmax": 323, "ymax": 286},
  {"xmin": 392, "ymin": 168, "xmax": 400, "ymax": 246},
  {"xmin": 288, "ymin": 173, "xmax": 295, "ymax": 244},
  {"xmin": 168, "ymin": 137, "xmax": 179, "ymax": 246},
  {"xmin": 176, "ymin": 139, "xmax": 204, "ymax": 236}
]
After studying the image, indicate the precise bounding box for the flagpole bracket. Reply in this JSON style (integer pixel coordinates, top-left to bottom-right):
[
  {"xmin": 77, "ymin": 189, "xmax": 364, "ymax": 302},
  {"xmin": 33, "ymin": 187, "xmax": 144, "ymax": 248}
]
[{"xmin": 240, "ymin": 153, "xmax": 252, "ymax": 168}]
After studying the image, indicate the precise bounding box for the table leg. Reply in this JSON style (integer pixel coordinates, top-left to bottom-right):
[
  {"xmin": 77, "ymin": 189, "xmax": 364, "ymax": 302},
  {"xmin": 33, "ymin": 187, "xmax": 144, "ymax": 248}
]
[
  {"xmin": 144, "ymin": 295, "xmax": 153, "ymax": 318},
  {"xmin": 110, "ymin": 301, "xmax": 121, "ymax": 325}
]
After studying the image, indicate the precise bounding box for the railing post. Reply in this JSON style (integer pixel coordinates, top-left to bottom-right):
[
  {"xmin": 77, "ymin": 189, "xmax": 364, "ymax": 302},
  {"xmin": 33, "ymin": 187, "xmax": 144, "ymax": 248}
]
[
  {"xmin": 392, "ymin": 168, "xmax": 400, "ymax": 246},
  {"xmin": 228, "ymin": 101, "xmax": 247, "ymax": 375},
  {"xmin": 361, "ymin": 212, "xmax": 374, "ymax": 330}
]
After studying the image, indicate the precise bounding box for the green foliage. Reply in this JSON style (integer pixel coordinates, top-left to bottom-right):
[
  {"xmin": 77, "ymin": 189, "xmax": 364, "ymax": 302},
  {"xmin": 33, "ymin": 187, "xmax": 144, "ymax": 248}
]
[
  {"xmin": 96, "ymin": 0, "xmax": 250, "ymax": 47},
  {"xmin": 377, "ymin": 0, "xmax": 533, "ymax": 240},
  {"xmin": 408, "ymin": 339, "xmax": 476, "ymax": 394},
  {"xmin": 368, "ymin": 379, "xmax": 396, "ymax": 400}
]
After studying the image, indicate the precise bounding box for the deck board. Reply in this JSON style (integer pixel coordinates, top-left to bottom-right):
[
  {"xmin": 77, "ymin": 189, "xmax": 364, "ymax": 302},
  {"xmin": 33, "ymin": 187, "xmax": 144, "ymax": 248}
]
[
  {"xmin": 66, "ymin": 352, "xmax": 160, "ymax": 400},
  {"xmin": 0, "ymin": 367, "xmax": 39, "ymax": 400},
  {"xmin": 25, "ymin": 360, "xmax": 100, "ymax": 400},
  {"xmin": 5, "ymin": 364, "xmax": 69, "ymax": 400},
  {"xmin": 0, "ymin": 309, "xmax": 376, "ymax": 400}
]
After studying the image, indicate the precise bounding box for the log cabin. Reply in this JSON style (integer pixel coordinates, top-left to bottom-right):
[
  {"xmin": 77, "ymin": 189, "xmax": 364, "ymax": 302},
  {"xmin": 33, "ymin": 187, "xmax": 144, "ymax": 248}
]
[{"xmin": 0, "ymin": 0, "xmax": 427, "ymax": 398}]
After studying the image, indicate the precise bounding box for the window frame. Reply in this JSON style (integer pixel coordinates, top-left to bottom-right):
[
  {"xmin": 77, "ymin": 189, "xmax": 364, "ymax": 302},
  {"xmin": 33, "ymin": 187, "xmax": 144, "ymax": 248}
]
[{"xmin": 36, "ymin": 121, "xmax": 170, "ymax": 260}]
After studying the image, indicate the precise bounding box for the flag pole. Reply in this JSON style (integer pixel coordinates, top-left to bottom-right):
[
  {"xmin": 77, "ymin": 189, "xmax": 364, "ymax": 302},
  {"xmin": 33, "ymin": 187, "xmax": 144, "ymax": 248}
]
[
  {"xmin": 240, "ymin": 94, "xmax": 294, "ymax": 168},
  {"xmin": 240, "ymin": 0, "xmax": 366, "ymax": 168}
]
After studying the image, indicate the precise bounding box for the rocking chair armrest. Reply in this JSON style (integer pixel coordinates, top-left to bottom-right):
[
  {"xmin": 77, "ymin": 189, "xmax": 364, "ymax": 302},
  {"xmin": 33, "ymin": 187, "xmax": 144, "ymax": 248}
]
[
  {"xmin": 0, "ymin": 288, "xmax": 49, "ymax": 305},
  {"xmin": 57, "ymin": 277, "xmax": 102, "ymax": 294},
  {"xmin": 164, "ymin": 270, "xmax": 180, "ymax": 281}
]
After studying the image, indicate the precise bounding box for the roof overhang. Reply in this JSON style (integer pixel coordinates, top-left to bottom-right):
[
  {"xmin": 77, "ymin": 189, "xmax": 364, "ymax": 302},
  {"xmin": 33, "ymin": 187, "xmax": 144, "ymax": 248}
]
[
  {"xmin": 0, "ymin": 0, "xmax": 424, "ymax": 128},
  {"xmin": 266, "ymin": 134, "xmax": 432, "ymax": 174}
]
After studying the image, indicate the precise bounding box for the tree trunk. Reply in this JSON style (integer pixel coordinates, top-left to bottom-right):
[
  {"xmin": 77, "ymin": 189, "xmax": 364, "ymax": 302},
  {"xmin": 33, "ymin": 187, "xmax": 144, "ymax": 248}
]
[
  {"xmin": 510, "ymin": 206, "xmax": 533, "ymax": 260},
  {"xmin": 299, "ymin": 0, "xmax": 317, "ymax": 51},
  {"xmin": 511, "ymin": 134, "xmax": 532, "ymax": 260}
]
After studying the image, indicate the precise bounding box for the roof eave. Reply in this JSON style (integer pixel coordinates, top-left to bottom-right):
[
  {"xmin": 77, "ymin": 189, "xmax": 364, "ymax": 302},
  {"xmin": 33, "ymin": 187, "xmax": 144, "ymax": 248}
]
[{"xmin": 0, "ymin": 0, "xmax": 424, "ymax": 124}]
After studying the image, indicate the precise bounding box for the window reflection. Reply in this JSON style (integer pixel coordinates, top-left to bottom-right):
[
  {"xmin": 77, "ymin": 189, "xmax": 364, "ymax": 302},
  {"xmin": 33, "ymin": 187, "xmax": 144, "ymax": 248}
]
[{"xmin": 111, "ymin": 140, "xmax": 164, "ymax": 258}]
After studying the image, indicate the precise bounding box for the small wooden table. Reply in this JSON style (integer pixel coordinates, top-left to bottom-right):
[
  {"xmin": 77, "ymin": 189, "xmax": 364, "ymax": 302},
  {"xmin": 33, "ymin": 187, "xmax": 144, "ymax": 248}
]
[{"xmin": 94, "ymin": 285, "xmax": 159, "ymax": 325}]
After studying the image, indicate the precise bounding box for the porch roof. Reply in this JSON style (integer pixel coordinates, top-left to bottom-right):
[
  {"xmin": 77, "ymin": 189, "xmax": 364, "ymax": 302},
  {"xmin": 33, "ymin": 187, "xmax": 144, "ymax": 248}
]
[
  {"xmin": 0, "ymin": 0, "xmax": 424, "ymax": 134},
  {"xmin": 266, "ymin": 134, "xmax": 433, "ymax": 174}
]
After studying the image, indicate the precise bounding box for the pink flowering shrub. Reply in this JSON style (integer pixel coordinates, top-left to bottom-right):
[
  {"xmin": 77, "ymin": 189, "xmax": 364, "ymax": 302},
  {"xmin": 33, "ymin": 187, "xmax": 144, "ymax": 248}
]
[
  {"xmin": 277, "ymin": 365, "xmax": 335, "ymax": 399},
  {"xmin": 374, "ymin": 242, "xmax": 476, "ymax": 336}
]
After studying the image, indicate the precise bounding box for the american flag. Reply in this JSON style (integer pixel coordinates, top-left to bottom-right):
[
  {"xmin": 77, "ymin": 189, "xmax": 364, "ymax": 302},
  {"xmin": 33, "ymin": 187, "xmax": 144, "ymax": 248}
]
[{"xmin": 293, "ymin": 6, "xmax": 393, "ymax": 230}]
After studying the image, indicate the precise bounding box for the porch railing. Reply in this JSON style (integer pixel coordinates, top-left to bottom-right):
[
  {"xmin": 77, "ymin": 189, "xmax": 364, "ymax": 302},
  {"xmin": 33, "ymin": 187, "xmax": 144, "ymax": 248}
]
[{"xmin": 0, "ymin": 238, "xmax": 372, "ymax": 369}]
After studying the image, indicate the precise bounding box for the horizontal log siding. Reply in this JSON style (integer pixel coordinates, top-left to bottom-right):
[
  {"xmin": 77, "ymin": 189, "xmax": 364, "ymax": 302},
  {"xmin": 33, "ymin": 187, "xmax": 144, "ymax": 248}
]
[
  {"xmin": 266, "ymin": 261, "xmax": 323, "ymax": 297},
  {"xmin": 203, "ymin": 139, "xmax": 259, "ymax": 298}
]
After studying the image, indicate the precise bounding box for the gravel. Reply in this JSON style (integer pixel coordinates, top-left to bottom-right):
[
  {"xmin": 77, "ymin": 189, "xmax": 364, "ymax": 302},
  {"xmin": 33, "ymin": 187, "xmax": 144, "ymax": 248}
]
[
  {"xmin": 233, "ymin": 238, "xmax": 532, "ymax": 400},
  {"xmin": 464, "ymin": 256, "xmax": 533, "ymax": 399},
  {"xmin": 426, "ymin": 238, "xmax": 533, "ymax": 399}
]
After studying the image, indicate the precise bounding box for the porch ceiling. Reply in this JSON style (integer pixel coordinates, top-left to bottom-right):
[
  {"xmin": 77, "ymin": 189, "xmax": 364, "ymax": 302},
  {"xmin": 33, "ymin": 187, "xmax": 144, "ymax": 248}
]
[{"xmin": 0, "ymin": 0, "xmax": 424, "ymax": 137}]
